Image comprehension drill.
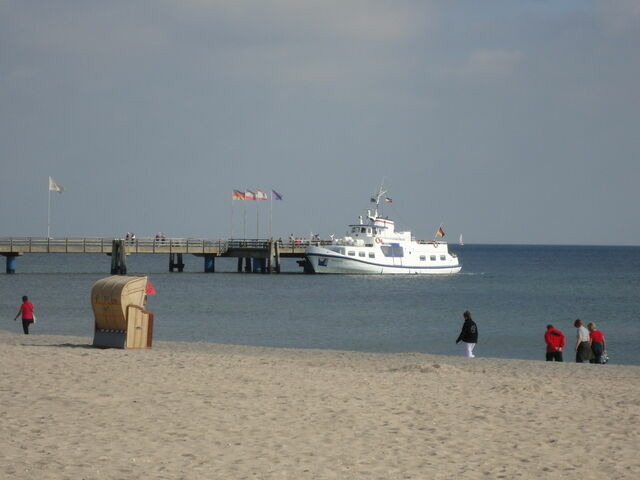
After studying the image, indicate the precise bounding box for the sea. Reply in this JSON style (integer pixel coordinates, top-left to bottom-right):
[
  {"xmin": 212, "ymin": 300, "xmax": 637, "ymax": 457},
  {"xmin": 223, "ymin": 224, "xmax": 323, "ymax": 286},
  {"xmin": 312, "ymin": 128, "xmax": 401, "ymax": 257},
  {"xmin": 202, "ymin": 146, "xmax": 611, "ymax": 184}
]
[{"xmin": 1, "ymin": 244, "xmax": 638, "ymax": 365}]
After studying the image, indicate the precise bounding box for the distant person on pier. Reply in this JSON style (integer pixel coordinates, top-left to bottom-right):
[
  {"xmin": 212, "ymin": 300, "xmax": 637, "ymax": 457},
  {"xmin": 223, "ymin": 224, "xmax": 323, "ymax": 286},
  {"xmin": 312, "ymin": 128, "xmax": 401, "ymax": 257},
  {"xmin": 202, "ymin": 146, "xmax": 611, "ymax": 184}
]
[
  {"xmin": 544, "ymin": 324, "xmax": 566, "ymax": 362},
  {"xmin": 574, "ymin": 319, "xmax": 594, "ymax": 363},
  {"xmin": 14, "ymin": 295, "xmax": 36, "ymax": 335},
  {"xmin": 456, "ymin": 310, "xmax": 478, "ymax": 358},
  {"xmin": 587, "ymin": 322, "xmax": 607, "ymax": 364}
]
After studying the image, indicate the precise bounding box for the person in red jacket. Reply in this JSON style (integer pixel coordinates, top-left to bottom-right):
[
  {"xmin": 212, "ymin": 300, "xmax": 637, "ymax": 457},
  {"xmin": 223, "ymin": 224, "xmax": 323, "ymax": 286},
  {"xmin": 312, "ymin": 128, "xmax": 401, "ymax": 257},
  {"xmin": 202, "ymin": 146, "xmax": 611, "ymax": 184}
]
[
  {"xmin": 587, "ymin": 322, "xmax": 607, "ymax": 364},
  {"xmin": 544, "ymin": 324, "xmax": 566, "ymax": 362},
  {"xmin": 14, "ymin": 295, "xmax": 36, "ymax": 335}
]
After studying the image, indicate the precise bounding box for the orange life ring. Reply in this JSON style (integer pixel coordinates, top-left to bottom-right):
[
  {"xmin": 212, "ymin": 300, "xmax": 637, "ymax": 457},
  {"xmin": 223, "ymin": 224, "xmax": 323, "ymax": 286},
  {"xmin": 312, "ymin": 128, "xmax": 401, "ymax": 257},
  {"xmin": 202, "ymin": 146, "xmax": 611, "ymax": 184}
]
[{"xmin": 375, "ymin": 237, "xmax": 382, "ymax": 244}]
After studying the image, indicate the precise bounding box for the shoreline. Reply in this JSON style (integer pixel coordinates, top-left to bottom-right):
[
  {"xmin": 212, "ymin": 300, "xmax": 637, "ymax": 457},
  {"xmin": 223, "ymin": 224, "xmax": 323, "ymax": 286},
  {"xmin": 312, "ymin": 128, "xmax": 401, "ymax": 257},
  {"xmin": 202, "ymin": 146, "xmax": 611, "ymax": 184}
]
[
  {"xmin": 2, "ymin": 329, "xmax": 639, "ymax": 479},
  {"xmin": 3, "ymin": 327, "xmax": 638, "ymax": 367}
]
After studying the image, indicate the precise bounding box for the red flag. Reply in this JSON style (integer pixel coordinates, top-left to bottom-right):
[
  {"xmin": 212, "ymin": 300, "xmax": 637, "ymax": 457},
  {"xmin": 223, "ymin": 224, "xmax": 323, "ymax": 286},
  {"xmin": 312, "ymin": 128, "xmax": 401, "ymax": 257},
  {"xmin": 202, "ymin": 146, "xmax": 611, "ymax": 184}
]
[{"xmin": 145, "ymin": 281, "xmax": 156, "ymax": 295}]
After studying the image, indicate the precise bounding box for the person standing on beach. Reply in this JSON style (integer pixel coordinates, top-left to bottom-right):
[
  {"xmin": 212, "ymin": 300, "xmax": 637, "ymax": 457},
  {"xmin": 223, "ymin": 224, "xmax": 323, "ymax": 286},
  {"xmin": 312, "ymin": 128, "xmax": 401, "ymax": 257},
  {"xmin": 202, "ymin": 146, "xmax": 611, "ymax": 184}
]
[
  {"xmin": 587, "ymin": 322, "xmax": 607, "ymax": 364},
  {"xmin": 14, "ymin": 295, "xmax": 36, "ymax": 335},
  {"xmin": 456, "ymin": 310, "xmax": 478, "ymax": 358},
  {"xmin": 574, "ymin": 319, "xmax": 594, "ymax": 363},
  {"xmin": 544, "ymin": 324, "xmax": 566, "ymax": 362}
]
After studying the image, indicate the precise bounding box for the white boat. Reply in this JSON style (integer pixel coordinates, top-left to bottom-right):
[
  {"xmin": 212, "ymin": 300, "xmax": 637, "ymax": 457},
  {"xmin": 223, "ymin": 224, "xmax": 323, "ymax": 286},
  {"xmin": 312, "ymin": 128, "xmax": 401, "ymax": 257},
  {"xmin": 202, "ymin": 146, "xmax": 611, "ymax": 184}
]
[{"xmin": 304, "ymin": 187, "xmax": 462, "ymax": 274}]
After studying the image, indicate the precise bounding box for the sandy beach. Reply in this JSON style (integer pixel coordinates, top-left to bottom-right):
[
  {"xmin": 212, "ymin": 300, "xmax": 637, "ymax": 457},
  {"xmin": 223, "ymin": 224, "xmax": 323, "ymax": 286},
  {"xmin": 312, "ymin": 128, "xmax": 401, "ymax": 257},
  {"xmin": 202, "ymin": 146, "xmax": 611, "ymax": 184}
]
[{"xmin": 1, "ymin": 330, "xmax": 639, "ymax": 479}]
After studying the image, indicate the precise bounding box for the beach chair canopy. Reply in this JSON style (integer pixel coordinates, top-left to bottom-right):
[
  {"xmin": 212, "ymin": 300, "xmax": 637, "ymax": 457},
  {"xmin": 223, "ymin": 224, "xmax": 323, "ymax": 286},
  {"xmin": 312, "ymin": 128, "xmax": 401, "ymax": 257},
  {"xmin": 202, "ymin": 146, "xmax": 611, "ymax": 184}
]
[{"xmin": 91, "ymin": 275, "xmax": 148, "ymax": 331}]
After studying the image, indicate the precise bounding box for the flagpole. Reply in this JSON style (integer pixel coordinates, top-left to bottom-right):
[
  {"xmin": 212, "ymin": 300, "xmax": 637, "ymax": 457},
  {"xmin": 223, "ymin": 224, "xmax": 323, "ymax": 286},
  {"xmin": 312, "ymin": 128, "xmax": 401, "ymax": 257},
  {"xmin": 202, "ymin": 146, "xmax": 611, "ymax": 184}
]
[
  {"xmin": 46, "ymin": 176, "xmax": 65, "ymax": 237},
  {"xmin": 269, "ymin": 194, "xmax": 273, "ymax": 239},
  {"xmin": 256, "ymin": 202, "xmax": 259, "ymax": 239},
  {"xmin": 47, "ymin": 186, "xmax": 51, "ymax": 238},
  {"xmin": 243, "ymin": 202, "xmax": 246, "ymax": 240},
  {"xmin": 433, "ymin": 222, "xmax": 443, "ymax": 243}
]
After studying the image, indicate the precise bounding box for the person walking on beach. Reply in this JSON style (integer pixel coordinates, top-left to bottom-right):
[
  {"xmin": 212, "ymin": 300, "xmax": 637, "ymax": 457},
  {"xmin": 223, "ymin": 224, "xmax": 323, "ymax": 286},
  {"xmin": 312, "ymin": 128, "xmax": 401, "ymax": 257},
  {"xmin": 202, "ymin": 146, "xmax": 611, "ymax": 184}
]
[
  {"xmin": 544, "ymin": 324, "xmax": 566, "ymax": 362},
  {"xmin": 456, "ymin": 310, "xmax": 478, "ymax": 358},
  {"xmin": 587, "ymin": 322, "xmax": 607, "ymax": 364},
  {"xmin": 14, "ymin": 295, "xmax": 36, "ymax": 335},
  {"xmin": 574, "ymin": 319, "xmax": 594, "ymax": 363}
]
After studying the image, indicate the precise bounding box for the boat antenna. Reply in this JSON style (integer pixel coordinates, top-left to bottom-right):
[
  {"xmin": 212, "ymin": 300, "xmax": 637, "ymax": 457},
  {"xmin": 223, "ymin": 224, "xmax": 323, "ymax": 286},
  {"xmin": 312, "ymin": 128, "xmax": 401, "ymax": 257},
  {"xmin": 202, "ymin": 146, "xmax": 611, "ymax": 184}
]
[{"xmin": 371, "ymin": 183, "xmax": 387, "ymax": 218}]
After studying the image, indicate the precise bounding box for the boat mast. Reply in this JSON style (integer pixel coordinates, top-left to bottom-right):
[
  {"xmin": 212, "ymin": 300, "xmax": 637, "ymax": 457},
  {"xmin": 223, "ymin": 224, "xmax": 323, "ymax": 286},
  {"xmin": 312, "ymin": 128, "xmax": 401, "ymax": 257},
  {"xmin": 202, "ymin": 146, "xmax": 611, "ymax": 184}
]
[{"xmin": 371, "ymin": 184, "xmax": 386, "ymax": 219}]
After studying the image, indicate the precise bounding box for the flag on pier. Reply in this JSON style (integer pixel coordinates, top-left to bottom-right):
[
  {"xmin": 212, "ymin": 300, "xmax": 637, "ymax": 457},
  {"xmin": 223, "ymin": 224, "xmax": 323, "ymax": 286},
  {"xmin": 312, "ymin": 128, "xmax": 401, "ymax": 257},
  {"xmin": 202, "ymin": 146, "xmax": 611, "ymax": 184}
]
[
  {"xmin": 271, "ymin": 190, "xmax": 283, "ymax": 200},
  {"xmin": 436, "ymin": 227, "xmax": 445, "ymax": 238},
  {"xmin": 245, "ymin": 190, "xmax": 256, "ymax": 200},
  {"xmin": 385, "ymin": 198, "xmax": 393, "ymax": 204},
  {"xmin": 232, "ymin": 190, "xmax": 245, "ymax": 200},
  {"xmin": 256, "ymin": 189, "xmax": 268, "ymax": 200},
  {"xmin": 49, "ymin": 176, "xmax": 64, "ymax": 193}
]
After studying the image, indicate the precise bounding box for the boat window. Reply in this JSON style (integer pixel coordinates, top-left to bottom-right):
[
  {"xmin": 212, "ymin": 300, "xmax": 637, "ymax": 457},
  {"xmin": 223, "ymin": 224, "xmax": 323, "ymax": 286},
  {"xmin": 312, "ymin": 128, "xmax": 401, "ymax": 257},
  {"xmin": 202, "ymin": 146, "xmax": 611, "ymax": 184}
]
[
  {"xmin": 430, "ymin": 255, "xmax": 436, "ymax": 261},
  {"xmin": 339, "ymin": 248, "xmax": 345, "ymax": 255},
  {"xmin": 440, "ymin": 255, "xmax": 446, "ymax": 261},
  {"xmin": 348, "ymin": 251, "xmax": 355, "ymax": 256},
  {"xmin": 359, "ymin": 251, "xmax": 366, "ymax": 257},
  {"xmin": 361, "ymin": 228, "xmax": 366, "ymax": 233},
  {"xmin": 420, "ymin": 255, "xmax": 426, "ymax": 261},
  {"xmin": 381, "ymin": 245, "xmax": 404, "ymax": 258},
  {"xmin": 367, "ymin": 228, "xmax": 371, "ymax": 234},
  {"xmin": 369, "ymin": 252, "xmax": 375, "ymax": 258}
]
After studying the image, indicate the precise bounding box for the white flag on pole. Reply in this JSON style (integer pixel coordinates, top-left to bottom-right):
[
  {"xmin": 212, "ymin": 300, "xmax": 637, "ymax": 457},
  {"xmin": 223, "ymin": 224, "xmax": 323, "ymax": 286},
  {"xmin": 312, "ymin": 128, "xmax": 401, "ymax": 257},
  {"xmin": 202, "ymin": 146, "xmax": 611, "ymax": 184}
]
[{"xmin": 49, "ymin": 176, "xmax": 64, "ymax": 193}]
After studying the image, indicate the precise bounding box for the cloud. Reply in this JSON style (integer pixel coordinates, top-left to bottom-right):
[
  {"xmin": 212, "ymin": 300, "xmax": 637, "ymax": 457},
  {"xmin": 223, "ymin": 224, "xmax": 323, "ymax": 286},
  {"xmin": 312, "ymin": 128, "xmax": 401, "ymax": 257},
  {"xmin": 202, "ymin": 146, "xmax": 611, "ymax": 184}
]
[
  {"xmin": 1, "ymin": 1, "xmax": 639, "ymax": 244},
  {"xmin": 598, "ymin": 0, "xmax": 640, "ymax": 34},
  {"xmin": 462, "ymin": 49, "xmax": 523, "ymax": 80},
  {"xmin": 178, "ymin": 0, "xmax": 428, "ymax": 42}
]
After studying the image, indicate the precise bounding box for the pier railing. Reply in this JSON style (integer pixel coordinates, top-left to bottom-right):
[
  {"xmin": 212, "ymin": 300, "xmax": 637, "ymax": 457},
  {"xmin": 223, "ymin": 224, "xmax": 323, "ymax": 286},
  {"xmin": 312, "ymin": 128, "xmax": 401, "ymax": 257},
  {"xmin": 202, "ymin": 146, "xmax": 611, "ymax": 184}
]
[
  {"xmin": 0, "ymin": 237, "xmax": 328, "ymax": 256},
  {"xmin": 0, "ymin": 237, "xmax": 115, "ymax": 254}
]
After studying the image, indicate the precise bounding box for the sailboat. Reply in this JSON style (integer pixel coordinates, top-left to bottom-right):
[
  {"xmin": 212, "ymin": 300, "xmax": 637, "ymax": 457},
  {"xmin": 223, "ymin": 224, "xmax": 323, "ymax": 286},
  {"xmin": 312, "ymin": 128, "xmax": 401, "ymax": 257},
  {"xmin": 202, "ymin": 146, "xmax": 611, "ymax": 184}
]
[{"xmin": 459, "ymin": 234, "xmax": 464, "ymax": 246}]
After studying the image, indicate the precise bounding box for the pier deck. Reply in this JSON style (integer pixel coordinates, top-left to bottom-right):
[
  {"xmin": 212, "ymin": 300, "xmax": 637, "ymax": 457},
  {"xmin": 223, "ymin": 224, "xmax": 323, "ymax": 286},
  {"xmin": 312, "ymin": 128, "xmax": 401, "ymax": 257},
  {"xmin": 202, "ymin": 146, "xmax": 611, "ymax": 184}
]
[
  {"xmin": 0, "ymin": 237, "xmax": 313, "ymax": 255},
  {"xmin": 0, "ymin": 237, "xmax": 324, "ymax": 274}
]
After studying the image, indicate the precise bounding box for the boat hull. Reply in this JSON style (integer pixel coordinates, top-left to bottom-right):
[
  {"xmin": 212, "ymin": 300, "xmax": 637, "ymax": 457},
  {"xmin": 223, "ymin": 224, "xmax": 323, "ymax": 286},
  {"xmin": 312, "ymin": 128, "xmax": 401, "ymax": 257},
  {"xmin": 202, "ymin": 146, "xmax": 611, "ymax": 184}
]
[{"xmin": 305, "ymin": 246, "xmax": 461, "ymax": 275}]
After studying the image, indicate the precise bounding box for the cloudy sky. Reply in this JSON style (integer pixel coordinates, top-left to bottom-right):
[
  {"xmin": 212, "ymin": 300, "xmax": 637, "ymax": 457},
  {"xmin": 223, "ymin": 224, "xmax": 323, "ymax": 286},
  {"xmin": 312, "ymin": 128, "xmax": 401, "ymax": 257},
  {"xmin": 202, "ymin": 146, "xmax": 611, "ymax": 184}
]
[{"xmin": 1, "ymin": 1, "xmax": 638, "ymax": 245}]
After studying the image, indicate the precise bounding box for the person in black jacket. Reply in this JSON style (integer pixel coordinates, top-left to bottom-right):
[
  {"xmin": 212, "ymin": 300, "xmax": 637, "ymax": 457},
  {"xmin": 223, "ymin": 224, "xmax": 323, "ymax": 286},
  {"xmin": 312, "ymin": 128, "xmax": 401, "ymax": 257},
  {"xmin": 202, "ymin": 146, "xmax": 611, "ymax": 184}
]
[{"xmin": 456, "ymin": 310, "xmax": 478, "ymax": 358}]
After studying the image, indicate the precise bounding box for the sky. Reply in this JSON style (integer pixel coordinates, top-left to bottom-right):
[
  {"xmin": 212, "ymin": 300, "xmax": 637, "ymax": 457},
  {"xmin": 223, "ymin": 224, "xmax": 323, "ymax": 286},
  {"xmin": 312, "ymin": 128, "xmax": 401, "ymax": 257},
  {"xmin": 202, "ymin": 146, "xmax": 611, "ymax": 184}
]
[{"xmin": 1, "ymin": 0, "xmax": 639, "ymax": 245}]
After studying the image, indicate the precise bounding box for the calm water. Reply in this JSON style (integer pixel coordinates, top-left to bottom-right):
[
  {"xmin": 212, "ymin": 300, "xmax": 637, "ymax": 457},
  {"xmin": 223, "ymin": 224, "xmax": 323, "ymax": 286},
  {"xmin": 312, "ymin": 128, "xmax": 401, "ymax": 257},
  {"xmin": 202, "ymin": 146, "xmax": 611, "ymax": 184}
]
[{"xmin": 1, "ymin": 245, "xmax": 639, "ymax": 365}]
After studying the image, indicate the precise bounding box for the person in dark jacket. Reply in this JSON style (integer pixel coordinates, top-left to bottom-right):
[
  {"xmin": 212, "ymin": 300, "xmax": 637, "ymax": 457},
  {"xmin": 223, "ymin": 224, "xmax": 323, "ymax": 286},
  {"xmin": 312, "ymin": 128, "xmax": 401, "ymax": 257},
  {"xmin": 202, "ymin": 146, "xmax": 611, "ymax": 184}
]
[
  {"xmin": 456, "ymin": 310, "xmax": 478, "ymax": 358},
  {"xmin": 544, "ymin": 324, "xmax": 566, "ymax": 362}
]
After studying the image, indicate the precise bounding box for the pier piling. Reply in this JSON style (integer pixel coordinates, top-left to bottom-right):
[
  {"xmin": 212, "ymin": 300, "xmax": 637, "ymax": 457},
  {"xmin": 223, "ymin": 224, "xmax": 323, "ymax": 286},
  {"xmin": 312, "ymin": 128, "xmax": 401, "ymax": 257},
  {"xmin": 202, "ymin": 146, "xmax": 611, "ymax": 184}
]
[
  {"xmin": 204, "ymin": 254, "xmax": 215, "ymax": 273},
  {"xmin": 110, "ymin": 240, "xmax": 128, "ymax": 275},
  {"xmin": 4, "ymin": 254, "xmax": 17, "ymax": 274},
  {"xmin": 169, "ymin": 253, "xmax": 185, "ymax": 272},
  {"xmin": 268, "ymin": 240, "xmax": 280, "ymax": 273}
]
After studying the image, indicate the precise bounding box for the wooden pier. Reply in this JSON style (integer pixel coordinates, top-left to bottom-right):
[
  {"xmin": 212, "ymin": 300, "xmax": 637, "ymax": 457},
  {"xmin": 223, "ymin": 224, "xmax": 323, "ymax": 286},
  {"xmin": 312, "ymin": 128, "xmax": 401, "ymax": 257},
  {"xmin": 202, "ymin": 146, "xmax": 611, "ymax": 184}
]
[{"xmin": 0, "ymin": 237, "xmax": 322, "ymax": 274}]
